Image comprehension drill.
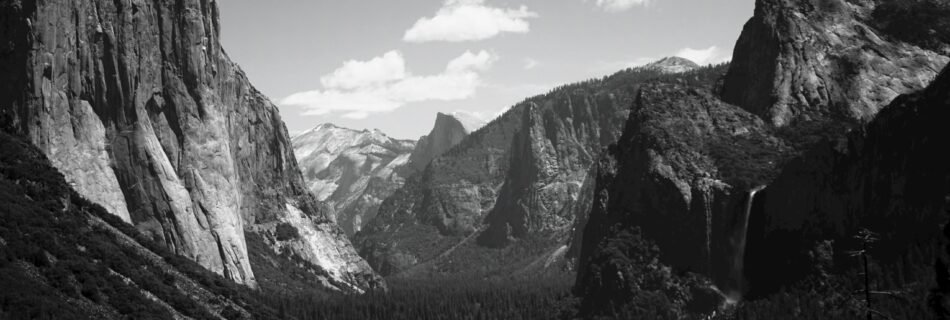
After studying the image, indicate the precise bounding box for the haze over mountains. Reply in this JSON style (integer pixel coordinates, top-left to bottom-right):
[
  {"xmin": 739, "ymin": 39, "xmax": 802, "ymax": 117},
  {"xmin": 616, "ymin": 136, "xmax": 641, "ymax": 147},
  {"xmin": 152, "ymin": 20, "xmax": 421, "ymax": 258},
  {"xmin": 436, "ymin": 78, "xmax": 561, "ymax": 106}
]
[{"xmin": 2, "ymin": 0, "xmax": 950, "ymax": 319}]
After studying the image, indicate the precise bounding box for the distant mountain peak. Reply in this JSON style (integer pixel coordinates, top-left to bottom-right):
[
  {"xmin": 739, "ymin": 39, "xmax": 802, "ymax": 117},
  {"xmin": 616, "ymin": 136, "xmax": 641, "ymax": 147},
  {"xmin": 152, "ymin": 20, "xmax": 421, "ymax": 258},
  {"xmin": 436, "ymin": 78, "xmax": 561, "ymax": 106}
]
[
  {"xmin": 643, "ymin": 57, "xmax": 700, "ymax": 74},
  {"xmin": 407, "ymin": 113, "xmax": 473, "ymax": 172},
  {"xmin": 446, "ymin": 111, "xmax": 488, "ymax": 133},
  {"xmin": 291, "ymin": 123, "xmax": 416, "ymax": 236}
]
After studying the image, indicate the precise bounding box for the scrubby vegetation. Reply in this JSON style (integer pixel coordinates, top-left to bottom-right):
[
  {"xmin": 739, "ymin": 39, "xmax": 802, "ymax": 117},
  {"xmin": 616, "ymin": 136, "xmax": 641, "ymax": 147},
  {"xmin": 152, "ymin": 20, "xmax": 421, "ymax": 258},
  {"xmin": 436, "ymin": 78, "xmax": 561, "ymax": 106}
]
[
  {"xmin": 260, "ymin": 276, "xmax": 576, "ymax": 320},
  {"xmin": 575, "ymin": 227, "xmax": 695, "ymax": 319},
  {"xmin": 0, "ymin": 130, "xmax": 280, "ymax": 319},
  {"xmin": 873, "ymin": 0, "xmax": 950, "ymax": 53},
  {"xmin": 715, "ymin": 243, "xmax": 937, "ymax": 320}
]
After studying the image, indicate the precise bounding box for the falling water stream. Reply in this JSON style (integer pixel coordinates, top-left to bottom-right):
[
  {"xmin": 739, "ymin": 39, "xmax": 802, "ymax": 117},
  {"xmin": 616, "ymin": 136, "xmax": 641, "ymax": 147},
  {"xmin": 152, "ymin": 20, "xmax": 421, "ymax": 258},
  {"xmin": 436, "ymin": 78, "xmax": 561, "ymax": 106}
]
[{"xmin": 726, "ymin": 185, "xmax": 766, "ymax": 303}]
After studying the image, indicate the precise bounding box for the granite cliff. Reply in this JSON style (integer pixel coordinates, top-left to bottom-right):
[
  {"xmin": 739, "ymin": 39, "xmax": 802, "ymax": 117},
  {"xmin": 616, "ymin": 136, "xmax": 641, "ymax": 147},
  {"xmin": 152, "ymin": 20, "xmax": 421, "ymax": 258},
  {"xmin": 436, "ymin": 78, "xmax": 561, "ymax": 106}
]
[
  {"xmin": 357, "ymin": 60, "xmax": 700, "ymax": 277},
  {"xmin": 0, "ymin": 129, "xmax": 283, "ymax": 319},
  {"xmin": 573, "ymin": 0, "xmax": 949, "ymax": 313},
  {"xmin": 0, "ymin": 0, "xmax": 381, "ymax": 292},
  {"xmin": 745, "ymin": 63, "xmax": 950, "ymax": 297},
  {"xmin": 572, "ymin": 67, "xmax": 790, "ymax": 315},
  {"xmin": 722, "ymin": 0, "xmax": 948, "ymax": 130}
]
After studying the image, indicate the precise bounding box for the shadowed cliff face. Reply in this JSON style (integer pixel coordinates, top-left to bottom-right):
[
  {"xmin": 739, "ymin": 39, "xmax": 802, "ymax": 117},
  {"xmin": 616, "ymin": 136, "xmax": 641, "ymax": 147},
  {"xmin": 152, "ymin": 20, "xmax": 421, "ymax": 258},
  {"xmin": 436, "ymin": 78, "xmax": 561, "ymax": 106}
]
[
  {"xmin": 0, "ymin": 0, "xmax": 381, "ymax": 291},
  {"xmin": 477, "ymin": 93, "xmax": 626, "ymax": 248},
  {"xmin": 355, "ymin": 65, "xmax": 696, "ymax": 277},
  {"xmin": 745, "ymin": 65, "xmax": 950, "ymax": 297},
  {"xmin": 722, "ymin": 0, "xmax": 948, "ymax": 129},
  {"xmin": 574, "ymin": 78, "xmax": 790, "ymax": 305},
  {"xmin": 573, "ymin": 0, "xmax": 950, "ymax": 309}
]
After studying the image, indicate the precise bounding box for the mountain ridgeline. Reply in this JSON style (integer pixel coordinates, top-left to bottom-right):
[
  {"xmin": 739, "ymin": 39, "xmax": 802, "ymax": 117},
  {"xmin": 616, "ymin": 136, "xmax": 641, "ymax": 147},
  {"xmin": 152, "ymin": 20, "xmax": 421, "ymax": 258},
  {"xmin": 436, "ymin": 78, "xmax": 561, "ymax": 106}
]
[
  {"xmin": 353, "ymin": 58, "xmax": 708, "ymax": 278},
  {"xmin": 291, "ymin": 124, "xmax": 417, "ymax": 237},
  {"xmin": 291, "ymin": 113, "xmax": 478, "ymax": 238},
  {"xmin": 0, "ymin": 0, "xmax": 382, "ymax": 293},
  {"xmin": 2, "ymin": 0, "xmax": 950, "ymax": 318}
]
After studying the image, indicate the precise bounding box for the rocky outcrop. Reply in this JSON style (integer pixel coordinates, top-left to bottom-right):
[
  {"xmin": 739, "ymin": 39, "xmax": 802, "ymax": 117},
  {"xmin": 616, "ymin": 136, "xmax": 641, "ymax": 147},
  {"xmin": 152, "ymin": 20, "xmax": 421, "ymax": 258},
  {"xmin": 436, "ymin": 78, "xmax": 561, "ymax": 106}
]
[
  {"xmin": 356, "ymin": 61, "xmax": 695, "ymax": 277},
  {"xmin": 0, "ymin": 0, "xmax": 381, "ymax": 291},
  {"xmin": 407, "ymin": 112, "xmax": 473, "ymax": 172},
  {"xmin": 722, "ymin": 0, "xmax": 948, "ymax": 128},
  {"xmin": 292, "ymin": 124, "xmax": 415, "ymax": 237},
  {"xmin": 573, "ymin": 0, "xmax": 950, "ymax": 306},
  {"xmin": 477, "ymin": 91, "xmax": 627, "ymax": 247},
  {"xmin": 744, "ymin": 64, "xmax": 950, "ymax": 296},
  {"xmin": 643, "ymin": 57, "xmax": 700, "ymax": 74},
  {"xmin": 573, "ymin": 73, "xmax": 791, "ymax": 302}
]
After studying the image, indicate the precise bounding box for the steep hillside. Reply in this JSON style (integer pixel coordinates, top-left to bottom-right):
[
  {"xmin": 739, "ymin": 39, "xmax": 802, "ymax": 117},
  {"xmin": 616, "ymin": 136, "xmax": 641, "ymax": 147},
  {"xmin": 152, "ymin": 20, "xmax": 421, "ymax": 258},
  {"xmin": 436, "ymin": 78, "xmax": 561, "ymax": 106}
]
[
  {"xmin": 357, "ymin": 59, "xmax": 709, "ymax": 277},
  {"xmin": 292, "ymin": 124, "xmax": 415, "ymax": 237},
  {"xmin": 0, "ymin": 0, "xmax": 381, "ymax": 291},
  {"xmin": 0, "ymin": 130, "xmax": 282, "ymax": 320}
]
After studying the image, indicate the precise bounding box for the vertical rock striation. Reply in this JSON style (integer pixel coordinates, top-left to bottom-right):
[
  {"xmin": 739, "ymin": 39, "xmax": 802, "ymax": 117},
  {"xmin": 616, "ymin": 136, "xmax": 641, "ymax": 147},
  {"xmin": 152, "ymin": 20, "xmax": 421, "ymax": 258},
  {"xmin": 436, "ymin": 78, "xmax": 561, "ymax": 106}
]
[
  {"xmin": 574, "ymin": 76, "xmax": 789, "ymax": 302},
  {"xmin": 574, "ymin": 0, "xmax": 950, "ymax": 307},
  {"xmin": 0, "ymin": 0, "xmax": 382, "ymax": 291},
  {"xmin": 357, "ymin": 62, "xmax": 698, "ymax": 277},
  {"xmin": 722, "ymin": 0, "xmax": 948, "ymax": 128}
]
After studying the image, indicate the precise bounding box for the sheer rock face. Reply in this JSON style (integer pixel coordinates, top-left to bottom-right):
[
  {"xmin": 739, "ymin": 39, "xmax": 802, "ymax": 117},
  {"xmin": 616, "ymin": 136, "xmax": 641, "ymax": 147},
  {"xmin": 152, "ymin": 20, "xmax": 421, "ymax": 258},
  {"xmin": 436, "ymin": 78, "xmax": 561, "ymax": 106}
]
[
  {"xmin": 722, "ymin": 0, "xmax": 948, "ymax": 127},
  {"xmin": 574, "ymin": 80, "xmax": 790, "ymax": 295},
  {"xmin": 407, "ymin": 112, "xmax": 471, "ymax": 172},
  {"xmin": 745, "ymin": 65, "xmax": 950, "ymax": 296},
  {"xmin": 0, "ymin": 0, "xmax": 381, "ymax": 291},
  {"xmin": 357, "ymin": 71, "xmax": 639, "ymax": 276},
  {"xmin": 573, "ymin": 0, "xmax": 950, "ymax": 302},
  {"xmin": 0, "ymin": 130, "xmax": 271, "ymax": 320},
  {"xmin": 478, "ymin": 93, "xmax": 627, "ymax": 248},
  {"xmin": 292, "ymin": 124, "xmax": 415, "ymax": 237}
]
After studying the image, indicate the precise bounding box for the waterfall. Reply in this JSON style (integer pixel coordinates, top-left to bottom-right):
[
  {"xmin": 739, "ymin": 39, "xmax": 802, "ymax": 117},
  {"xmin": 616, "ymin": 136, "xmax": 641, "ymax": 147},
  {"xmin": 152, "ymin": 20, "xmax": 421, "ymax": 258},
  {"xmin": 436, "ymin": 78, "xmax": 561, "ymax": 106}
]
[{"xmin": 726, "ymin": 185, "xmax": 765, "ymax": 301}]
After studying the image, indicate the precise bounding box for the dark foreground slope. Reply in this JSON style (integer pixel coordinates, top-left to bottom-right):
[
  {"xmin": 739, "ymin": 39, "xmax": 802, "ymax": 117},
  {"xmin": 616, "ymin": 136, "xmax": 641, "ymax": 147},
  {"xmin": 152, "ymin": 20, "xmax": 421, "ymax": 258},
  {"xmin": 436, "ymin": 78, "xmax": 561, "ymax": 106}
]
[
  {"xmin": 745, "ymin": 61, "xmax": 950, "ymax": 298},
  {"xmin": 0, "ymin": 130, "xmax": 282, "ymax": 320},
  {"xmin": 719, "ymin": 57, "xmax": 950, "ymax": 320}
]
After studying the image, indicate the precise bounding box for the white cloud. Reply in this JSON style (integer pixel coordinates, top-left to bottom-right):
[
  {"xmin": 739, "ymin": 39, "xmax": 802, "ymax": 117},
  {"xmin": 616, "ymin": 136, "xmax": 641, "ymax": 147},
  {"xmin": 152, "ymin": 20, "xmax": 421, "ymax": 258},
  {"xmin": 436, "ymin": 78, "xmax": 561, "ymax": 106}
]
[
  {"xmin": 404, "ymin": 0, "xmax": 538, "ymax": 43},
  {"xmin": 320, "ymin": 51, "xmax": 406, "ymax": 89},
  {"xmin": 675, "ymin": 46, "xmax": 731, "ymax": 65},
  {"xmin": 281, "ymin": 50, "xmax": 498, "ymax": 118},
  {"xmin": 523, "ymin": 58, "xmax": 540, "ymax": 70},
  {"xmin": 593, "ymin": 0, "xmax": 649, "ymax": 12},
  {"xmin": 447, "ymin": 50, "xmax": 497, "ymax": 73}
]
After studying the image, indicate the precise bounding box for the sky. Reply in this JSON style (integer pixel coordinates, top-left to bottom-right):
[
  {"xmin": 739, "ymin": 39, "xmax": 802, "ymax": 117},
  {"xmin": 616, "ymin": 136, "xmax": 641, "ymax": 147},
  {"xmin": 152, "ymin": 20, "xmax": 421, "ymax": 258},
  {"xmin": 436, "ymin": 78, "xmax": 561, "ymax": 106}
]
[{"xmin": 218, "ymin": 0, "xmax": 755, "ymax": 139}]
